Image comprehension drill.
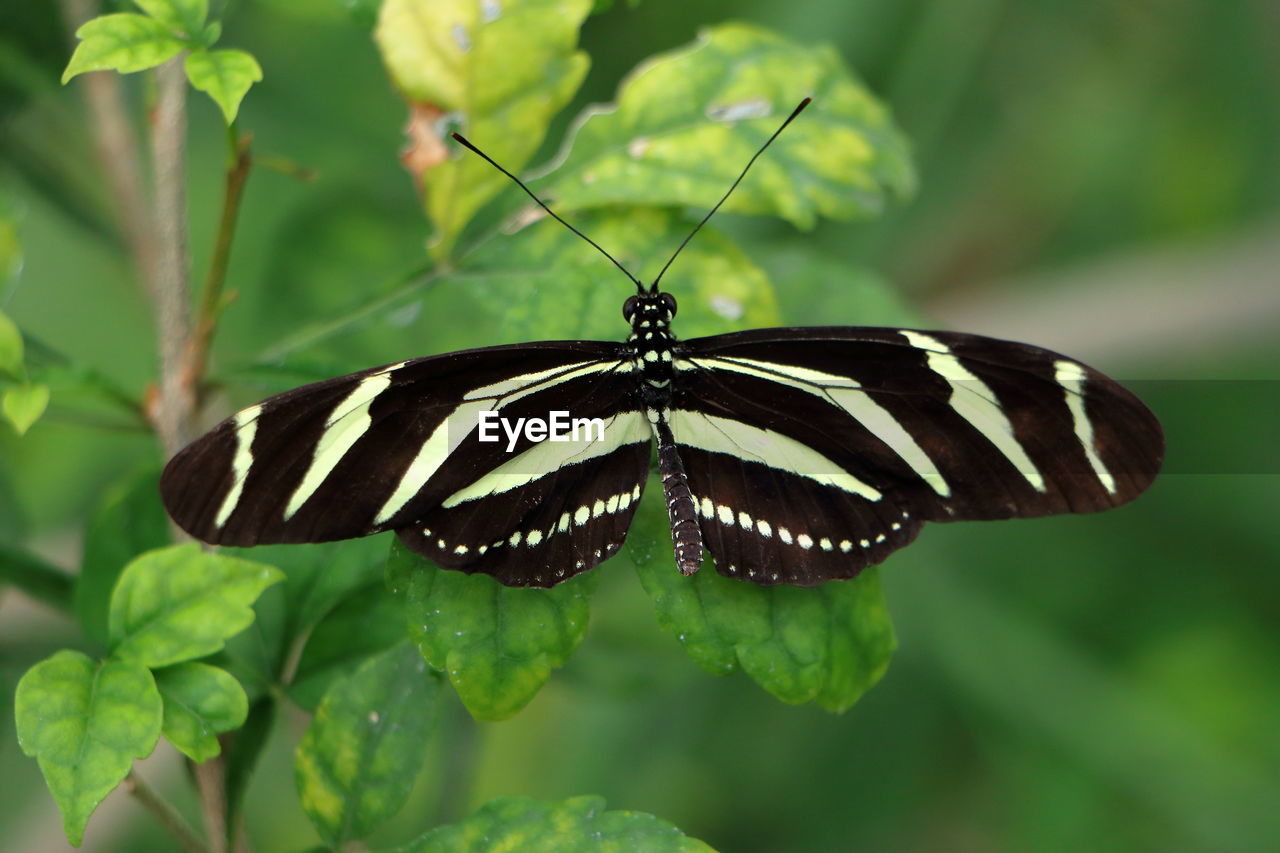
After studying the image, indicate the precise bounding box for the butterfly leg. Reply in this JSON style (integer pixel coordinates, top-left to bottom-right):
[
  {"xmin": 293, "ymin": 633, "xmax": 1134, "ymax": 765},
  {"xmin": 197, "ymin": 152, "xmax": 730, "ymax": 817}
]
[{"xmin": 655, "ymin": 417, "xmax": 703, "ymax": 575}]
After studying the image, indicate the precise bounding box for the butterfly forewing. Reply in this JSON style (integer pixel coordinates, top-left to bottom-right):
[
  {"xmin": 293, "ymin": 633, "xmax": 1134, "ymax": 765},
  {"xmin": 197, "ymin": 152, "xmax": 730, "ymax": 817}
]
[
  {"xmin": 671, "ymin": 326, "xmax": 1163, "ymax": 582},
  {"xmin": 159, "ymin": 342, "xmax": 630, "ymax": 548}
]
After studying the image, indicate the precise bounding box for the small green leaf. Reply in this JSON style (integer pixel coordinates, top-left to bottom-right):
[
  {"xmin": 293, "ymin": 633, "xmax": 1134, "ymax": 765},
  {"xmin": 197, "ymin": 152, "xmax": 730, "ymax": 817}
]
[
  {"xmin": 62, "ymin": 13, "xmax": 186, "ymax": 83},
  {"xmin": 184, "ymin": 48, "xmax": 262, "ymax": 124},
  {"xmin": 290, "ymin": 581, "xmax": 405, "ymax": 711},
  {"xmin": 132, "ymin": 0, "xmax": 207, "ymax": 37},
  {"xmin": 108, "ymin": 544, "xmax": 284, "ymax": 668},
  {"xmin": 375, "ymin": 0, "xmax": 592, "ymax": 255},
  {"xmin": 295, "ymin": 641, "xmax": 442, "ymax": 846},
  {"xmin": 386, "ymin": 539, "xmax": 594, "ymax": 720},
  {"xmin": 540, "ymin": 23, "xmax": 914, "ymax": 228},
  {"xmin": 15, "ymin": 651, "xmax": 163, "ymax": 846},
  {"xmin": 77, "ymin": 468, "xmax": 171, "ymax": 647},
  {"xmin": 396, "ymin": 795, "xmax": 718, "ymax": 853},
  {"xmin": 441, "ymin": 208, "xmax": 780, "ymax": 351},
  {"xmin": 629, "ymin": 494, "xmax": 896, "ymax": 712},
  {"xmin": 154, "ymin": 662, "xmax": 248, "ymax": 762},
  {"xmin": 0, "ymin": 310, "xmax": 23, "ymax": 379},
  {"xmin": 3, "ymin": 382, "xmax": 49, "ymax": 435}
]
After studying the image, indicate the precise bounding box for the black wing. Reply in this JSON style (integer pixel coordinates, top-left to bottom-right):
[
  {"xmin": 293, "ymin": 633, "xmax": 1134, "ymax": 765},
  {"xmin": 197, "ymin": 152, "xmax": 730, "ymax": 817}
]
[
  {"xmin": 669, "ymin": 326, "xmax": 1164, "ymax": 586},
  {"xmin": 160, "ymin": 342, "xmax": 651, "ymax": 585}
]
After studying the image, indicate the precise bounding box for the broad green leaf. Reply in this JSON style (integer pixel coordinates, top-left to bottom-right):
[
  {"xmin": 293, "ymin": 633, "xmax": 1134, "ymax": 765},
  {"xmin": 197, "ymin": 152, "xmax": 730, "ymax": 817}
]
[
  {"xmin": 629, "ymin": 493, "xmax": 896, "ymax": 712},
  {"xmin": 540, "ymin": 23, "xmax": 914, "ymax": 228},
  {"xmin": 438, "ymin": 207, "xmax": 780, "ymax": 352},
  {"xmin": 295, "ymin": 641, "xmax": 442, "ymax": 846},
  {"xmin": 386, "ymin": 539, "xmax": 594, "ymax": 720},
  {"xmin": 290, "ymin": 580, "xmax": 406, "ymax": 711},
  {"xmin": 77, "ymin": 468, "xmax": 171, "ymax": 646},
  {"xmin": 224, "ymin": 696, "xmax": 275, "ymax": 831},
  {"xmin": 211, "ymin": 580, "xmax": 288, "ymax": 700},
  {"xmin": 108, "ymin": 544, "xmax": 284, "ymax": 668},
  {"xmin": 132, "ymin": 0, "xmax": 207, "ymax": 37},
  {"xmin": 62, "ymin": 13, "xmax": 186, "ymax": 83},
  {"xmin": 757, "ymin": 245, "xmax": 919, "ymax": 328},
  {"xmin": 3, "ymin": 382, "xmax": 49, "ymax": 435},
  {"xmin": 0, "ymin": 310, "xmax": 22, "ymax": 378},
  {"xmin": 375, "ymin": 0, "xmax": 591, "ymax": 254},
  {"xmin": 396, "ymin": 795, "xmax": 717, "ymax": 853},
  {"xmin": 15, "ymin": 651, "xmax": 162, "ymax": 846},
  {"xmin": 184, "ymin": 48, "xmax": 262, "ymax": 124},
  {"xmin": 154, "ymin": 662, "xmax": 248, "ymax": 762}
]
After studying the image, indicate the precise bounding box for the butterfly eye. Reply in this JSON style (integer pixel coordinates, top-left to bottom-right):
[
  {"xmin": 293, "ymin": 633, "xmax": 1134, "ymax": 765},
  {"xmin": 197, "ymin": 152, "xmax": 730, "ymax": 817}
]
[
  {"xmin": 661, "ymin": 293, "xmax": 677, "ymax": 317},
  {"xmin": 622, "ymin": 295, "xmax": 639, "ymax": 321}
]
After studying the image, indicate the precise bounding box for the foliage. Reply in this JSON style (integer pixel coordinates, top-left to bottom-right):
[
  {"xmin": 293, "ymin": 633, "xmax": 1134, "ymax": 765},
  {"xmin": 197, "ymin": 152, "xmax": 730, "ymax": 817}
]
[{"xmin": 9, "ymin": 0, "xmax": 1274, "ymax": 851}]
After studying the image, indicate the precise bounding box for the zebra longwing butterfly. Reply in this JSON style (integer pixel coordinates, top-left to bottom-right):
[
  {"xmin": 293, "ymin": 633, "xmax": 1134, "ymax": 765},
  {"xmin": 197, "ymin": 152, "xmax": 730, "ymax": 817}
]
[{"xmin": 160, "ymin": 99, "xmax": 1163, "ymax": 588}]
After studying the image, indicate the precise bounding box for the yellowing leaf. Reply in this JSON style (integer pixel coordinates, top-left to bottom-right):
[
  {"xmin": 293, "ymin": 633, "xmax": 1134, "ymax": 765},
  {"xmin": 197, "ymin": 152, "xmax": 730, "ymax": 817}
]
[
  {"xmin": 540, "ymin": 23, "xmax": 915, "ymax": 228},
  {"xmin": 62, "ymin": 13, "xmax": 186, "ymax": 83},
  {"xmin": 184, "ymin": 48, "xmax": 262, "ymax": 124},
  {"xmin": 375, "ymin": 0, "xmax": 591, "ymax": 255}
]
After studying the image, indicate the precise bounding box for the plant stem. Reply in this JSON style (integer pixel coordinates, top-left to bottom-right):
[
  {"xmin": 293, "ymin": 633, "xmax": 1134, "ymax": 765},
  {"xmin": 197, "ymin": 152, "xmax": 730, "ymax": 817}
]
[
  {"xmin": 149, "ymin": 57, "xmax": 195, "ymax": 457},
  {"xmin": 187, "ymin": 128, "xmax": 252, "ymax": 395},
  {"xmin": 124, "ymin": 771, "xmax": 209, "ymax": 853},
  {"xmin": 194, "ymin": 758, "xmax": 230, "ymax": 853}
]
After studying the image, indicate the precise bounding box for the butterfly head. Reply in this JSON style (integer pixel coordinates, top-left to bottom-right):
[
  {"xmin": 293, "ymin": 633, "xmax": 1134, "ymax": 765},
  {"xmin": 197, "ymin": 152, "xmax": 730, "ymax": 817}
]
[{"xmin": 623, "ymin": 291, "xmax": 677, "ymax": 332}]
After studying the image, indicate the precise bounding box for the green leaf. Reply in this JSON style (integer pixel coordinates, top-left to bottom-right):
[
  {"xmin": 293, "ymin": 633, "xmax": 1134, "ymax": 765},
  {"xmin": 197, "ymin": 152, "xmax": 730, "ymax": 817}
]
[
  {"xmin": 395, "ymin": 795, "xmax": 718, "ymax": 853},
  {"xmin": 386, "ymin": 539, "xmax": 594, "ymax": 720},
  {"xmin": 184, "ymin": 48, "xmax": 262, "ymax": 124},
  {"xmin": 290, "ymin": 580, "xmax": 406, "ymax": 711},
  {"xmin": 3, "ymin": 382, "xmax": 49, "ymax": 435},
  {"xmin": 108, "ymin": 544, "xmax": 284, "ymax": 668},
  {"xmin": 295, "ymin": 641, "xmax": 442, "ymax": 846},
  {"xmin": 629, "ymin": 493, "xmax": 896, "ymax": 712},
  {"xmin": 154, "ymin": 662, "xmax": 248, "ymax": 762},
  {"xmin": 15, "ymin": 651, "xmax": 162, "ymax": 846},
  {"xmin": 77, "ymin": 468, "xmax": 171, "ymax": 647},
  {"xmin": 62, "ymin": 13, "xmax": 186, "ymax": 83},
  {"xmin": 132, "ymin": 0, "xmax": 207, "ymax": 37},
  {"xmin": 0, "ymin": 310, "xmax": 22, "ymax": 379},
  {"xmin": 539, "ymin": 22, "xmax": 914, "ymax": 228},
  {"xmin": 375, "ymin": 0, "xmax": 591, "ymax": 254},
  {"xmin": 441, "ymin": 207, "xmax": 780, "ymax": 351}
]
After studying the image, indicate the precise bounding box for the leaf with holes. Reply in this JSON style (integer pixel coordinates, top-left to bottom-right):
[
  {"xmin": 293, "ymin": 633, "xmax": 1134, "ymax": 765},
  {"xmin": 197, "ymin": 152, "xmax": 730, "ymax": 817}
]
[
  {"xmin": 628, "ymin": 495, "xmax": 896, "ymax": 712},
  {"xmin": 539, "ymin": 22, "xmax": 913, "ymax": 228},
  {"xmin": 154, "ymin": 662, "xmax": 248, "ymax": 762},
  {"xmin": 386, "ymin": 539, "xmax": 594, "ymax": 720},
  {"xmin": 108, "ymin": 544, "xmax": 284, "ymax": 668},
  {"xmin": 375, "ymin": 0, "xmax": 591, "ymax": 254},
  {"xmin": 295, "ymin": 641, "xmax": 442, "ymax": 846},
  {"xmin": 397, "ymin": 795, "xmax": 718, "ymax": 852},
  {"xmin": 62, "ymin": 13, "xmax": 186, "ymax": 82},
  {"xmin": 184, "ymin": 48, "xmax": 262, "ymax": 124},
  {"xmin": 15, "ymin": 651, "xmax": 162, "ymax": 846}
]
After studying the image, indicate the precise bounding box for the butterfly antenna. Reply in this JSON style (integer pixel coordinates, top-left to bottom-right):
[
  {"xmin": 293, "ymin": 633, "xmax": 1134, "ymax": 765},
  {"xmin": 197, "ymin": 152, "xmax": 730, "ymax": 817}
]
[
  {"xmin": 650, "ymin": 97, "xmax": 812, "ymax": 293},
  {"xmin": 450, "ymin": 132, "xmax": 644, "ymax": 292}
]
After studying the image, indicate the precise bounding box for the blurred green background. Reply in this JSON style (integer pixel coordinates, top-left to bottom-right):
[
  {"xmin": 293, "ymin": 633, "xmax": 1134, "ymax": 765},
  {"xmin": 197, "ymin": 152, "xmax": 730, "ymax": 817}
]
[{"xmin": 2, "ymin": 0, "xmax": 1278, "ymax": 850}]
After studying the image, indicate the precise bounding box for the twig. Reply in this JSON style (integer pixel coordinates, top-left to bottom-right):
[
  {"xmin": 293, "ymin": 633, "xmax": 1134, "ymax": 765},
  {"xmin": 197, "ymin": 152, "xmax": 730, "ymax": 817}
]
[
  {"xmin": 186, "ymin": 128, "xmax": 252, "ymax": 398},
  {"xmin": 124, "ymin": 771, "xmax": 209, "ymax": 853},
  {"xmin": 193, "ymin": 759, "xmax": 230, "ymax": 853},
  {"xmin": 149, "ymin": 57, "xmax": 195, "ymax": 456}
]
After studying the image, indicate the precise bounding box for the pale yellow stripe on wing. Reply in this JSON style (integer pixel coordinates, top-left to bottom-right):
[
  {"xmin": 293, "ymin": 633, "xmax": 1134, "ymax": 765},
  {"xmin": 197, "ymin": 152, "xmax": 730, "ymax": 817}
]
[
  {"xmin": 283, "ymin": 365, "xmax": 401, "ymax": 521},
  {"xmin": 214, "ymin": 404, "xmax": 261, "ymax": 529},
  {"xmin": 899, "ymin": 330, "xmax": 1047, "ymax": 492},
  {"xmin": 1054, "ymin": 359, "xmax": 1117, "ymax": 494}
]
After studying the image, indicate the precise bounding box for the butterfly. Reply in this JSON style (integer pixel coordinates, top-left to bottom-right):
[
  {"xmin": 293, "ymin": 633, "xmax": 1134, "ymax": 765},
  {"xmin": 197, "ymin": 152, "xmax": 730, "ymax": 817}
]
[{"xmin": 160, "ymin": 99, "xmax": 1164, "ymax": 587}]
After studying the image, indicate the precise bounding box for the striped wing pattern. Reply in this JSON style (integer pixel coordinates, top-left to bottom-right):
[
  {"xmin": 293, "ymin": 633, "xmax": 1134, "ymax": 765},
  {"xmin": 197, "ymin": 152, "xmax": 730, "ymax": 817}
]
[
  {"xmin": 671, "ymin": 327, "xmax": 1163, "ymax": 586},
  {"xmin": 160, "ymin": 342, "xmax": 654, "ymax": 585}
]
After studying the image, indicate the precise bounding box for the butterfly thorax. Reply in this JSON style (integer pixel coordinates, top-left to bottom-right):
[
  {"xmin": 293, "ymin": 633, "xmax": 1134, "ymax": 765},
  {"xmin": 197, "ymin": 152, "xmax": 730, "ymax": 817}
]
[{"xmin": 623, "ymin": 290, "xmax": 679, "ymax": 408}]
